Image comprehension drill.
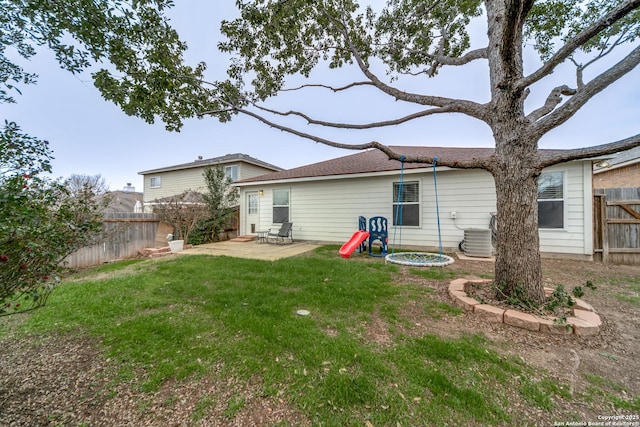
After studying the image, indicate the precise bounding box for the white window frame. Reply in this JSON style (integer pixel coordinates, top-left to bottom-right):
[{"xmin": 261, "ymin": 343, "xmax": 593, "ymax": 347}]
[
  {"xmin": 272, "ymin": 188, "xmax": 290, "ymax": 224},
  {"xmin": 392, "ymin": 180, "xmax": 420, "ymax": 227},
  {"xmin": 538, "ymin": 171, "xmax": 565, "ymax": 229},
  {"xmin": 150, "ymin": 176, "xmax": 161, "ymax": 189},
  {"xmin": 224, "ymin": 165, "xmax": 239, "ymax": 182}
]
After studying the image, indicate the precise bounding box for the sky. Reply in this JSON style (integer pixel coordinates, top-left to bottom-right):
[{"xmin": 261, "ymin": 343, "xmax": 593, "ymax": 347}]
[{"xmin": 3, "ymin": 2, "xmax": 639, "ymax": 192}]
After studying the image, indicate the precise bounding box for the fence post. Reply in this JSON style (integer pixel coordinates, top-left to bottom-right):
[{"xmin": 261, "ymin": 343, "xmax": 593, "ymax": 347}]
[{"xmin": 599, "ymin": 193, "xmax": 609, "ymax": 264}]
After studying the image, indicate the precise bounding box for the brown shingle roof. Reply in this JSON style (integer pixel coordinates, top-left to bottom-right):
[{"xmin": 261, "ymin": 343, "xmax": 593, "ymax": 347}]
[
  {"xmin": 236, "ymin": 146, "xmax": 572, "ymax": 184},
  {"xmin": 103, "ymin": 190, "xmax": 143, "ymax": 212}
]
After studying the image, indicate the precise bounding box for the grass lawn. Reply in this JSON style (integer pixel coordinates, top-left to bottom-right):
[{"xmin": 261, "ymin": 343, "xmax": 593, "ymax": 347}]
[{"xmin": 2, "ymin": 246, "xmax": 639, "ymax": 425}]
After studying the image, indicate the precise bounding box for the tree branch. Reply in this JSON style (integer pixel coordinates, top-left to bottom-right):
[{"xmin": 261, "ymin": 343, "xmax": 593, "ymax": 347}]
[
  {"xmin": 281, "ymin": 81, "xmax": 374, "ymax": 92},
  {"xmin": 533, "ymin": 44, "xmax": 640, "ymax": 137},
  {"xmin": 424, "ymin": 48, "xmax": 488, "ymax": 67},
  {"xmin": 519, "ymin": 0, "xmax": 640, "ymax": 90},
  {"xmin": 251, "ymin": 102, "xmax": 458, "ymax": 129},
  {"xmin": 527, "ymin": 85, "xmax": 577, "ymax": 122},
  {"xmin": 539, "ymin": 134, "xmax": 640, "ymax": 168},
  {"xmin": 324, "ymin": 5, "xmax": 488, "ymax": 121},
  {"xmin": 225, "ymin": 105, "xmax": 491, "ymax": 170},
  {"xmin": 422, "ymin": 46, "xmax": 487, "ymax": 76}
]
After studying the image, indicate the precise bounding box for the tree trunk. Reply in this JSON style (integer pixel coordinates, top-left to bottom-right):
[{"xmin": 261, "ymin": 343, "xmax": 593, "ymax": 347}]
[
  {"xmin": 484, "ymin": 1, "xmax": 546, "ymax": 305},
  {"xmin": 492, "ymin": 140, "xmax": 545, "ymax": 305}
]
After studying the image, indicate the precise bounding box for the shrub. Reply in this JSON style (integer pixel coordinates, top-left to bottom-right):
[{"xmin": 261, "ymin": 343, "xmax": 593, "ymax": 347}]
[{"xmin": 1, "ymin": 122, "xmax": 105, "ymax": 315}]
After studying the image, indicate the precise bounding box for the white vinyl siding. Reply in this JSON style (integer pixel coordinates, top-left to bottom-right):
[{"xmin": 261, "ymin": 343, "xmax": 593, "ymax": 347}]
[
  {"xmin": 239, "ymin": 161, "xmax": 592, "ymax": 257},
  {"xmin": 240, "ymin": 163, "xmax": 279, "ymax": 180},
  {"xmin": 538, "ymin": 162, "xmax": 591, "ymax": 255},
  {"xmin": 143, "ymin": 168, "xmax": 207, "ymax": 202},
  {"xmin": 141, "ymin": 161, "xmax": 279, "ymax": 203}
]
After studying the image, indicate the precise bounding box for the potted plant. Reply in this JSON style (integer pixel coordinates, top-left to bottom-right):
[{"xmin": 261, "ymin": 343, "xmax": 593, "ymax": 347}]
[{"xmin": 167, "ymin": 233, "xmax": 184, "ymax": 253}]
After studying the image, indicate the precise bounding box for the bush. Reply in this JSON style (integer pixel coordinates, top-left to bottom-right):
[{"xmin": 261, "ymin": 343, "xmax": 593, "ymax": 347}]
[{"xmin": 1, "ymin": 122, "xmax": 105, "ymax": 315}]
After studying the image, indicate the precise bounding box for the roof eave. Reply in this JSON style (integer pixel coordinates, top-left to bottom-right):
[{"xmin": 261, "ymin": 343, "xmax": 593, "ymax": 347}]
[
  {"xmin": 233, "ymin": 167, "xmax": 451, "ymax": 187},
  {"xmin": 593, "ymin": 157, "xmax": 640, "ymax": 174},
  {"xmin": 139, "ymin": 158, "xmax": 282, "ymax": 176}
]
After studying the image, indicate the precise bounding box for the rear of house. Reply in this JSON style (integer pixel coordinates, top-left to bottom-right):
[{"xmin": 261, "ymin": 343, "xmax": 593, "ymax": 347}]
[{"xmin": 235, "ymin": 147, "xmax": 596, "ymax": 260}]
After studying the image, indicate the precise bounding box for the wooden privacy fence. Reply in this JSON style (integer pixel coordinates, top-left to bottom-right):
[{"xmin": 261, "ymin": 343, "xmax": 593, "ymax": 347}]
[
  {"xmin": 593, "ymin": 187, "xmax": 640, "ymax": 265},
  {"xmin": 65, "ymin": 213, "xmax": 161, "ymax": 268}
]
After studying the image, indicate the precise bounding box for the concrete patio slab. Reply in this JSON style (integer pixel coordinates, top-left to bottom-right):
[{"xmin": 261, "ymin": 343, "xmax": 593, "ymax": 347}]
[{"xmin": 176, "ymin": 240, "xmax": 322, "ymax": 261}]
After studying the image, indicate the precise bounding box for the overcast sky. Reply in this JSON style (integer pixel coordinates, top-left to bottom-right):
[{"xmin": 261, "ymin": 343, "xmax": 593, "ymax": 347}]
[{"xmin": 3, "ymin": 2, "xmax": 638, "ymax": 192}]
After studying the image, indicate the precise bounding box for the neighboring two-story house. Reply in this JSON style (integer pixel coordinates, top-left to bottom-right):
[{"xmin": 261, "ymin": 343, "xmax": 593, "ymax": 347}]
[
  {"xmin": 139, "ymin": 153, "xmax": 283, "ymax": 236},
  {"xmin": 139, "ymin": 153, "xmax": 282, "ymax": 204}
]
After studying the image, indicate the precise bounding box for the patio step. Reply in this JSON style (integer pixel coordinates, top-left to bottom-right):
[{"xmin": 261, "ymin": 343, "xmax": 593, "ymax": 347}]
[{"xmin": 232, "ymin": 235, "xmax": 257, "ymax": 242}]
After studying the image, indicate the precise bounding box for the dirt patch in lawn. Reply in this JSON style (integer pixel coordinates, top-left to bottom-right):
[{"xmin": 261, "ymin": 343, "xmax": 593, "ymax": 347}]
[
  {"xmin": 0, "ymin": 328, "xmax": 310, "ymax": 427},
  {"xmin": 391, "ymin": 257, "xmax": 640, "ymax": 424},
  {"xmin": 0, "ymin": 257, "xmax": 638, "ymax": 426}
]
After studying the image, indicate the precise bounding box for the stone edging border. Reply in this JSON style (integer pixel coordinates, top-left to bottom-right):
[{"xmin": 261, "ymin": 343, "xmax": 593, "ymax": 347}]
[{"xmin": 448, "ymin": 279, "xmax": 602, "ymax": 336}]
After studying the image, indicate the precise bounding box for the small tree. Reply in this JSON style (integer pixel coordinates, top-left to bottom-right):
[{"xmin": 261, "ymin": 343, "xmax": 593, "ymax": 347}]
[
  {"xmin": 201, "ymin": 165, "xmax": 239, "ymax": 242},
  {"xmin": 152, "ymin": 191, "xmax": 208, "ymax": 244},
  {"xmin": 0, "ymin": 122, "xmax": 106, "ymax": 315}
]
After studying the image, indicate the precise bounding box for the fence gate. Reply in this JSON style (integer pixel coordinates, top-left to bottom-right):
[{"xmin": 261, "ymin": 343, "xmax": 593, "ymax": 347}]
[{"xmin": 593, "ymin": 187, "xmax": 640, "ymax": 265}]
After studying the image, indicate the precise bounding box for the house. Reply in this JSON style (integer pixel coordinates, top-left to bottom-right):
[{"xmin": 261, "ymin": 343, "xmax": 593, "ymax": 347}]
[
  {"xmin": 234, "ymin": 146, "xmax": 598, "ymax": 260},
  {"xmin": 138, "ymin": 153, "xmax": 283, "ymax": 209},
  {"xmin": 593, "ymin": 146, "xmax": 640, "ymax": 189},
  {"xmin": 103, "ymin": 190, "xmax": 143, "ymax": 213}
]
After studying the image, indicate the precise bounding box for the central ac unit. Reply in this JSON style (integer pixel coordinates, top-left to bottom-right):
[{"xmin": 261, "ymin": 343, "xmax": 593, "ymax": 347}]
[{"xmin": 463, "ymin": 228, "xmax": 493, "ymax": 258}]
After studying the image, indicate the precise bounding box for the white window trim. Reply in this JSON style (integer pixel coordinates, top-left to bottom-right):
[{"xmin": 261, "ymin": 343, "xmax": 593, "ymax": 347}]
[
  {"xmin": 150, "ymin": 176, "xmax": 161, "ymax": 189},
  {"xmin": 538, "ymin": 170, "xmax": 567, "ymax": 230},
  {"xmin": 272, "ymin": 188, "xmax": 290, "ymax": 224},
  {"xmin": 392, "ymin": 180, "xmax": 421, "ymax": 227},
  {"xmin": 225, "ymin": 165, "xmax": 239, "ymax": 182}
]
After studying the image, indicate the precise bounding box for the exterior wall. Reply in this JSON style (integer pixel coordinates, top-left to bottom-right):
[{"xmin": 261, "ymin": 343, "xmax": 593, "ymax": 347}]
[
  {"xmin": 240, "ymin": 163, "xmax": 277, "ymax": 180},
  {"xmin": 143, "ymin": 168, "xmax": 208, "ymax": 203},
  {"xmin": 239, "ymin": 161, "xmax": 592, "ymax": 256},
  {"xmin": 593, "ymin": 163, "xmax": 640, "ymax": 189},
  {"xmin": 142, "ymin": 162, "xmax": 276, "ymax": 203},
  {"xmin": 538, "ymin": 162, "xmax": 592, "ymax": 256}
]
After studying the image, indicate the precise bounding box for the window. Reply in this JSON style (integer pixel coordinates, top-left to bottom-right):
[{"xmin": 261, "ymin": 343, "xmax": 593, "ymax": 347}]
[
  {"xmin": 150, "ymin": 176, "xmax": 161, "ymax": 188},
  {"xmin": 273, "ymin": 189, "xmax": 289, "ymax": 223},
  {"xmin": 393, "ymin": 181, "xmax": 420, "ymax": 226},
  {"xmin": 538, "ymin": 172, "xmax": 564, "ymax": 228},
  {"xmin": 224, "ymin": 165, "xmax": 238, "ymax": 182},
  {"xmin": 248, "ymin": 193, "xmax": 258, "ymax": 215}
]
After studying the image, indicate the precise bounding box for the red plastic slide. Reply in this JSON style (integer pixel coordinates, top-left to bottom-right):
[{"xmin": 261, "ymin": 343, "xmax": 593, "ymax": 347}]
[{"xmin": 339, "ymin": 230, "xmax": 370, "ymax": 258}]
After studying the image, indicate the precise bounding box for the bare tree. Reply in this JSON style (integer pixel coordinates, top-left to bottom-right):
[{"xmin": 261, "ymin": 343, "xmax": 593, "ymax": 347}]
[
  {"xmin": 64, "ymin": 174, "xmax": 110, "ymax": 196},
  {"xmin": 152, "ymin": 191, "xmax": 208, "ymax": 244}
]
